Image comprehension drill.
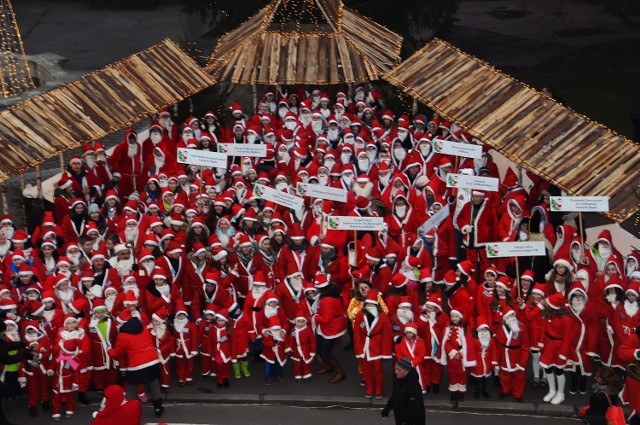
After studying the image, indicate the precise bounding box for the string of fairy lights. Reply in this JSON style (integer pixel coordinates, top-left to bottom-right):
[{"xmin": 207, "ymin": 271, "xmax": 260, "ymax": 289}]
[{"xmin": 0, "ymin": 0, "xmax": 34, "ymax": 98}]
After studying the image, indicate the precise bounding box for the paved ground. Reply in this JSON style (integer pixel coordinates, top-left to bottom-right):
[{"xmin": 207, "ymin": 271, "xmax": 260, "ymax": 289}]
[{"xmin": 3, "ymin": 402, "xmax": 582, "ymax": 425}]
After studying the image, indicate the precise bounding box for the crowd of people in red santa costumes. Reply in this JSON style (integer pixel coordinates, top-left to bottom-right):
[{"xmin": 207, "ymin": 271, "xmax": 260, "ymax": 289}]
[{"xmin": 1, "ymin": 84, "xmax": 640, "ymax": 423}]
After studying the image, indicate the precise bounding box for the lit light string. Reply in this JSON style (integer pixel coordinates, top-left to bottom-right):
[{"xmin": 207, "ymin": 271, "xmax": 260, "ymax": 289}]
[{"xmin": 0, "ymin": 0, "xmax": 34, "ymax": 98}]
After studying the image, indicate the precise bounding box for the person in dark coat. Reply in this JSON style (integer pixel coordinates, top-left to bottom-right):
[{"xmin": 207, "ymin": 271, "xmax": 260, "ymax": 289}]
[
  {"xmin": 382, "ymin": 357, "xmax": 425, "ymax": 425},
  {"xmin": 0, "ymin": 318, "xmax": 36, "ymax": 425},
  {"xmin": 578, "ymin": 366, "xmax": 622, "ymax": 425}
]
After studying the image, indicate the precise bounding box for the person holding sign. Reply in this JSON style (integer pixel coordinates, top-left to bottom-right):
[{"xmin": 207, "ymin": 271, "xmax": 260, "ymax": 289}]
[{"xmin": 456, "ymin": 190, "xmax": 498, "ymax": 278}]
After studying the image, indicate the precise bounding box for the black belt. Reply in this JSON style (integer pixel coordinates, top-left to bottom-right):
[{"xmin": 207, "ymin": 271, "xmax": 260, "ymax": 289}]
[
  {"xmin": 502, "ymin": 344, "xmax": 521, "ymax": 349},
  {"xmin": 545, "ymin": 333, "xmax": 562, "ymax": 341}
]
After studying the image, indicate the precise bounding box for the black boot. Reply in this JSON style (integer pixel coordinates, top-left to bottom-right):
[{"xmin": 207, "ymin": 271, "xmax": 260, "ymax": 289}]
[
  {"xmin": 569, "ymin": 373, "xmax": 579, "ymax": 394},
  {"xmin": 579, "ymin": 375, "xmax": 588, "ymax": 394},
  {"xmin": 29, "ymin": 406, "xmax": 37, "ymax": 417},
  {"xmin": 481, "ymin": 377, "xmax": 490, "ymax": 398},
  {"xmin": 78, "ymin": 392, "xmax": 90, "ymax": 405},
  {"xmin": 343, "ymin": 339, "xmax": 354, "ymax": 350},
  {"xmin": 432, "ymin": 384, "xmax": 440, "ymax": 394},
  {"xmin": 451, "ymin": 392, "xmax": 459, "ymax": 409},
  {"xmin": 473, "ymin": 378, "xmax": 481, "ymax": 399},
  {"xmin": 152, "ymin": 399, "xmax": 164, "ymax": 418},
  {"xmin": 41, "ymin": 401, "xmax": 50, "ymax": 412}
]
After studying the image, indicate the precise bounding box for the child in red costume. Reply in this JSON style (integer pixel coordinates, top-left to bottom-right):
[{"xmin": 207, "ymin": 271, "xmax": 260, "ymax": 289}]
[
  {"xmin": 210, "ymin": 308, "xmax": 233, "ymax": 388},
  {"xmin": 286, "ymin": 306, "xmax": 316, "ymax": 382},
  {"xmin": 173, "ymin": 301, "xmax": 199, "ymax": 386},
  {"xmin": 439, "ymin": 309, "xmax": 476, "ymax": 407}
]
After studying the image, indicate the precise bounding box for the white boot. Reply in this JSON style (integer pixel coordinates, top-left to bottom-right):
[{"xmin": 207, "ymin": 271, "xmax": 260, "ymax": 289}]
[
  {"xmin": 551, "ymin": 374, "xmax": 565, "ymax": 405},
  {"xmin": 543, "ymin": 372, "xmax": 556, "ymax": 402}
]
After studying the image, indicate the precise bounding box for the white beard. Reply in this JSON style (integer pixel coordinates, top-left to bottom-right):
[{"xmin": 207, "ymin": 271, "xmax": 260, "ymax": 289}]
[
  {"xmin": 60, "ymin": 330, "xmax": 80, "ymax": 340},
  {"xmin": 113, "ymin": 258, "xmax": 135, "ymax": 277},
  {"xmin": 505, "ymin": 317, "xmax": 520, "ymax": 333},
  {"xmin": 571, "ymin": 298, "xmax": 586, "ymax": 314},
  {"xmin": 318, "ymin": 175, "xmax": 328, "ymax": 186},
  {"xmin": 357, "ymin": 159, "xmax": 370, "ymax": 171},
  {"xmin": 341, "ymin": 154, "xmax": 352, "ymax": 165},
  {"xmin": 342, "ymin": 176, "xmax": 353, "ymax": 189},
  {"xmin": 127, "ymin": 143, "xmax": 138, "ymax": 158},
  {"xmin": 88, "ymin": 285, "xmax": 103, "ymax": 299},
  {"xmin": 606, "ymin": 293, "xmax": 617, "ymax": 304},
  {"xmin": 43, "ymin": 309, "xmax": 55, "ymax": 322},
  {"xmin": 174, "ymin": 317, "xmax": 188, "ymax": 333},
  {"xmin": 25, "ymin": 333, "xmax": 38, "ymax": 343},
  {"xmin": 327, "ymin": 129, "xmax": 339, "ymax": 141},
  {"xmin": 1, "ymin": 227, "xmax": 14, "ymax": 240},
  {"xmin": 395, "ymin": 205, "xmax": 407, "ymax": 219},
  {"xmin": 394, "ymin": 149, "xmax": 406, "ymax": 162},
  {"xmin": 142, "ymin": 261, "xmax": 155, "ymax": 275},
  {"xmin": 264, "ymin": 305, "xmax": 278, "ymax": 318},
  {"xmin": 5, "ymin": 331, "xmax": 19, "ymax": 342},
  {"xmin": 625, "ymin": 300, "xmax": 639, "ymax": 317},
  {"xmin": 627, "ymin": 261, "xmax": 637, "ymax": 277},
  {"xmin": 473, "ymin": 157, "xmax": 487, "ymax": 170},
  {"xmin": 156, "ymin": 284, "xmax": 170, "ymax": 297},
  {"xmin": 379, "ymin": 174, "xmax": 390, "ymax": 187},
  {"xmin": 0, "ymin": 242, "xmax": 10, "ymax": 257},
  {"xmin": 160, "ymin": 118, "xmax": 172, "ymax": 131},
  {"xmin": 553, "ymin": 236, "xmax": 564, "ymax": 255},
  {"xmin": 289, "ymin": 278, "xmax": 302, "ymax": 292},
  {"xmin": 353, "ymin": 182, "xmax": 373, "ymax": 198},
  {"xmin": 152, "ymin": 324, "xmax": 166, "ymax": 339},
  {"xmin": 218, "ymin": 232, "xmax": 230, "ymax": 247},
  {"xmin": 272, "ymin": 330, "xmax": 285, "ymax": 342},
  {"xmin": 123, "ymin": 285, "xmax": 139, "ymax": 298},
  {"xmin": 312, "ymin": 121, "xmax": 323, "ymax": 134},
  {"xmin": 124, "ymin": 227, "xmax": 138, "ymax": 243},
  {"xmin": 154, "ymin": 155, "xmax": 165, "ymax": 170},
  {"xmin": 56, "ymin": 288, "xmax": 74, "ymax": 304},
  {"xmin": 68, "ymin": 253, "xmax": 82, "ymax": 266},
  {"xmin": 150, "ymin": 133, "xmax": 162, "ymax": 145},
  {"xmin": 85, "ymin": 157, "xmax": 96, "ymax": 169},
  {"xmin": 397, "ymin": 309, "xmax": 413, "ymax": 324},
  {"xmin": 105, "ymin": 295, "xmax": 116, "ymax": 313},
  {"xmin": 478, "ymin": 330, "xmax": 491, "ymax": 347},
  {"xmin": 251, "ymin": 287, "xmax": 266, "ymax": 299}
]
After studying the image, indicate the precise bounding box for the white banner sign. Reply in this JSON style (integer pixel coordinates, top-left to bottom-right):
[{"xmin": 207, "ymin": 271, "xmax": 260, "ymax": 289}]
[
  {"xmin": 446, "ymin": 173, "xmax": 499, "ymax": 192},
  {"xmin": 327, "ymin": 216, "xmax": 385, "ymax": 231},
  {"xmin": 486, "ymin": 241, "xmax": 547, "ymax": 258},
  {"xmin": 432, "ymin": 139, "xmax": 483, "ymax": 159},
  {"xmin": 296, "ymin": 183, "xmax": 348, "ymax": 202},
  {"xmin": 418, "ymin": 204, "xmax": 450, "ymax": 235},
  {"xmin": 218, "ymin": 143, "xmax": 267, "ymax": 157},
  {"xmin": 254, "ymin": 183, "xmax": 304, "ymax": 210},
  {"xmin": 177, "ymin": 148, "xmax": 227, "ymax": 168},
  {"xmin": 550, "ymin": 196, "xmax": 609, "ymax": 212}
]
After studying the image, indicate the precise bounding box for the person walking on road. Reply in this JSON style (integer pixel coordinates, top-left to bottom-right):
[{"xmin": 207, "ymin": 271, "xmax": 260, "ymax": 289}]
[{"xmin": 381, "ymin": 357, "xmax": 425, "ymax": 425}]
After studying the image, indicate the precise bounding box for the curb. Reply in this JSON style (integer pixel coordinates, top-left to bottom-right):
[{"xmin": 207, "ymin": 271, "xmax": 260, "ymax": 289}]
[{"xmin": 166, "ymin": 392, "xmax": 578, "ymax": 418}]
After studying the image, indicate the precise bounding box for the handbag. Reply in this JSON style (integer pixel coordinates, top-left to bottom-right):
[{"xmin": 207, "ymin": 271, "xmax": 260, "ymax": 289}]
[{"xmin": 602, "ymin": 392, "xmax": 626, "ymax": 425}]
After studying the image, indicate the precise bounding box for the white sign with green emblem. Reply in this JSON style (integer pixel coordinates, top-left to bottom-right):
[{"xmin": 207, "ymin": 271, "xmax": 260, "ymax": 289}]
[
  {"xmin": 326, "ymin": 216, "xmax": 385, "ymax": 231},
  {"xmin": 218, "ymin": 143, "xmax": 267, "ymax": 157},
  {"xmin": 446, "ymin": 173, "xmax": 499, "ymax": 191},
  {"xmin": 486, "ymin": 241, "xmax": 547, "ymax": 258},
  {"xmin": 296, "ymin": 183, "xmax": 348, "ymax": 202},
  {"xmin": 549, "ymin": 196, "xmax": 609, "ymax": 212},
  {"xmin": 432, "ymin": 139, "xmax": 483, "ymax": 159},
  {"xmin": 253, "ymin": 183, "xmax": 304, "ymax": 210},
  {"xmin": 176, "ymin": 148, "xmax": 227, "ymax": 168}
]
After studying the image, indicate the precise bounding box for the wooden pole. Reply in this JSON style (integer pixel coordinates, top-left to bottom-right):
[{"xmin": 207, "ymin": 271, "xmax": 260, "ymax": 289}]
[
  {"xmin": 0, "ymin": 184, "xmax": 7, "ymax": 214},
  {"xmin": 252, "ymin": 85, "xmax": 258, "ymax": 111},
  {"xmin": 353, "ymin": 229, "xmax": 358, "ymax": 265},
  {"xmin": 198, "ymin": 166, "xmax": 203, "ymax": 213},
  {"xmin": 579, "ymin": 211, "xmax": 585, "ymax": 253},
  {"xmin": 412, "ymin": 98, "xmax": 418, "ymax": 116},
  {"xmin": 515, "ymin": 256, "xmax": 521, "ymax": 299},
  {"xmin": 36, "ymin": 164, "xmax": 43, "ymax": 199},
  {"xmin": 59, "ymin": 152, "xmax": 65, "ymax": 173}
]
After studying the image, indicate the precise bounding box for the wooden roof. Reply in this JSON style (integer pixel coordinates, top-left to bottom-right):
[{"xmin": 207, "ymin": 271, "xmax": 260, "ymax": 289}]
[
  {"xmin": 385, "ymin": 38, "xmax": 640, "ymax": 223},
  {"xmin": 0, "ymin": 39, "xmax": 214, "ymax": 182},
  {"xmin": 206, "ymin": 0, "xmax": 402, "ymax": 85}
]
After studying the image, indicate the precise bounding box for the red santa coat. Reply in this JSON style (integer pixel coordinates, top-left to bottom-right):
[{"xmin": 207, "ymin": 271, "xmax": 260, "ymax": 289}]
[
  {"xmin": 151, "ymin": 325, "xmax": 174, "ymax": 366},
  {"xmin": 242, "ymin": 290, "xmax": 270, "ymax": 339},
  {"xmin": 191, "ymin": 283, "xmax": 233, "ymax": 321},
  {"xmin": 443, "ymin": 286, "xmax": 473, "ymax": 326},
  {"xmin": 90, "ymin": 385, "xmax": 142, "ymax": 425},
  {"xmin": 20, "ymin": 332, "xmax": 52, "ymax": 380},
  {"xmin": 456, "ymin": 199, "xmax": 498, "ymax": 248},
  {"xmin": 609, "ymin": 303, "xmax": 640, "ymax": 370},
  {"xmin": 567, "ymin": 304, "xmax": 598, "ymax": 375},
  {"xmin": 286, "ymin": 324, "xmax": 316, "ymax": 364},
  {"xmin": 228, "ymin": 253, "xmax": 257, "ymax": 299},
  {"xmin": 470, "ymin": 334, "xmax": 498, "ymax": 377},
  {"xmin": 312, "ymin": 294, "xmax": 346, "ymax": 339},
  {"xmin": 88, "ymin": 317, "xmax": 118, "ymax": 371},
  {"xmin": 539, "ymin": 314, "xmax": 573, "ymax": 369},
  {"xmin": 353, "ymin": 311, "xmax": 393, "ymax": 361},
  {"xmin": 174, "ymin": 321, "xmax": 199, "ymax": 359},
  {"xmin": 416, "ymin": 313, "xmax": 447, "ymax": 360},
  {"xmin": 108, "ymin": 130, "xmax": 144, "ymax": 197},
  {"xmin": 617, "ymin": 334, "xmax": 640, "ymax": 416},
  {"xmin": 395, "ymin": 336, "xmax": 428, "ymax": 389},
  {"xmin": 439, "ymin": 324, "xmax": 477, "ymax": 369},
  {"xmin": 107, "ymin": 320, "xmax": 160, "ymax": 372},
  {"xmin": 210, "ymin": 324, "xmax": 232, "ymax": 364},
  {"xmin": 260, "ymin": 330, "xmax": 288, "ymax": 366},
  {"xmin": 494, "ymin": 322, "xmax": 529, "ymax": 372},
  {"xmin": 52, "ymin": 338, "xmax": 80, "ymax": 394},
  {"xmin": 274, "ymin": 281, "xmax": 303, "ymax": 325},
  {"xmin": 143, "ymin": 282, "xmax": 178, "ymax": 316},
  {"xmin": 524, "ymin": 303, "xmax": 545, "ymax": 351}
]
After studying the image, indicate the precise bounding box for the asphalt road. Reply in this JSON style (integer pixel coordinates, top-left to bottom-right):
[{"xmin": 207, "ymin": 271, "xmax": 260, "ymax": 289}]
[{"xmin": 4, "ymin": 402, "xmax": 582, "ymax": 425}]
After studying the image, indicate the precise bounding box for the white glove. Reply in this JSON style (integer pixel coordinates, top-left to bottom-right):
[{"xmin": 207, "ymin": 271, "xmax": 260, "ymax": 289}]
[
  {"xmin": 606, "ymin": 325, "xmax": 615, "ymax": 335},
  {"xmin": 18, "ymin": 377, "xmax": 26, "ymax": 388},
  {"xmin": 461, "ymin": 225, "xmax": 473, "ymax": 234},
  {"xmin": 448, "ymin": 350, "xmax": 458, "ymax": 359},
  {"xmin": 47, "ymin": 369, "xmax": 54, "ymax": 377}
]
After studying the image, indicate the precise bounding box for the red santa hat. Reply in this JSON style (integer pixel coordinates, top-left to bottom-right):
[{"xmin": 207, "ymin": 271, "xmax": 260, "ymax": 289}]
[
  {"xmin": 252, "ymin": 271, "xmax": 267, "ymax": 286},
  {"xmin": 166, "ymin": 240, "xmax": 183, "ymax": 255},
  {"xmin": 604, "ymin": 274, "xmax": 624, "ymax": 292},
  {"xmin": 546, "ymin": 292, "xmax": 567, "ymax": 310},
  {"xmin": 314, "ymin": 274, "xmax": 329, "ymax": 289},
  {"xmin": 476, "ymin": 317, "xmax": 490, "ymax": 331},
  {"xmin": 92, "ymin": 298, "xmax": 107, "ymax": 312},
  {"xmin": 391, "ymin": 273, "xmax": 408, "ymax": 289},
  {"xmin": 116, "ymin": 309, "xmax": 133, "ymax": 324},
  {"xmin": 404, "ymin": 322, "xmax": 418, "ymax": 335},
  {"xmin": 152, "ymin": 307, "xmax": 169, "ymax": 323},
  {"xmin": 57, "ymin": 174, "xmax": 73, "ymax": 190},
  {"xmin": 18, "ymin": 262, "xmax": 33, "ymax": 276},
  {"xmin": 175, "ymin": 300, "xmax": 189, "ymax": 317},
  {"xmin": 123, "ymin": 291, "xmax": 138, "ymax": 306},
  {"xmin": 456, "ymin": 260, "xmax": 474, "ymax": 277},
  {"xmin": 568, "ymin": 283, "xmax": 588, "ymax": 301},
  {"xmin": 450, "ymin": 309, "xmax": 463, "ymax": 319},
  {"xmin": 69, "ymin": 298, "xmax": 86, "ymax": 315},
  {"xmin": 553, "ymin": 256, "xmax": 574, "ymax": 272},
  {"xmin": 138, "ymin": 248, "xmax": 155, "ymax": 263},
  {"xmin": 230, "ymin": 102, "xmax": 243, "ymax": 115},
  {"xmin": 398, "ymin": 296, "xmax": 412, "ymax": 308},
  {"xmin": 0, "ymin": 299, "xmax": 17, "ymax": 312},
  {"xmin": 495, "ymin": 276, "xmax": 511, "ymax": 290},
  {"xmin": 364, "ymin": 290, "xmax": 379, "ymax": 304},
  {"xmin": 215, "ymin": 308, "xmax": 229, "ymax": 322},
  {"xmin": 443, "ymin": 270, "xmax": 459, "ymax": 286},
  {"xmin": 419, "ymin": 269, "xmax": 433, "ymax": 284},
  {"xmin": 365, "ymin": 246, "xmax": 382, "ymax": 262},
  {"xmin": 520, "ymin": 270, "xmax": 535, "ymax": 282},
  {"xmin": 237, "ymin": 233, "xmax": 252, "ymax": 248}
]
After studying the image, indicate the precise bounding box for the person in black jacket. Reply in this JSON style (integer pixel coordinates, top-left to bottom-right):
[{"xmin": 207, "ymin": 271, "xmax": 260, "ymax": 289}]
[
  {"xmin": 382, "ymin": 357, "xmax": 425, "ymax": 425},
  {"xmin": 0, "ymin": 318, "xmax": 37, "ymax": 425},
  {"xmin": 578, "ymin": 366, "xmax": 622, "ymax": 425}
]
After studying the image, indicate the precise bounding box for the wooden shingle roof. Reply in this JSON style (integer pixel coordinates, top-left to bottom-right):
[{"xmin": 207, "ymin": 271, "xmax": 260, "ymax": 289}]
[
  {"xmin": 0, "ymin": 39, "xmax": 214, "ymax": 182},
  {"xmin": 206, "ymin": 0, "xmax": 402, "ymax": 85},
  {"xmin": 385, "ymin": 38, "xmax": 640, "ymax": 223}
]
